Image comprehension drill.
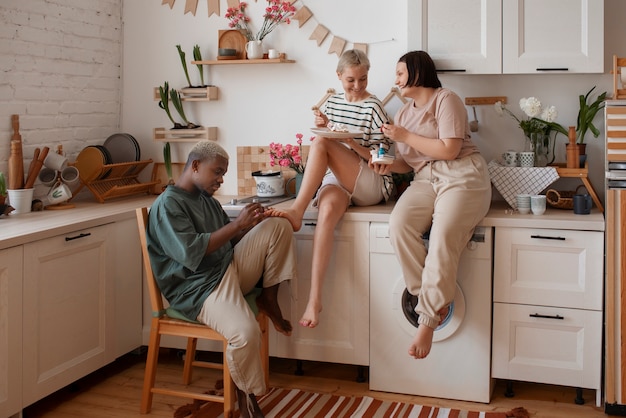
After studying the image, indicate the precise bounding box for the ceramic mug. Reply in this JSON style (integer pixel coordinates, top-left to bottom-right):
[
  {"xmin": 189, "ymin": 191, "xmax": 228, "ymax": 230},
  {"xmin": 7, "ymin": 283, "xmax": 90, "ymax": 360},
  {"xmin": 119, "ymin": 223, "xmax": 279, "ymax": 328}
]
[
  {"xmin": 502, "ymin": 150, "xmax": 519, "ymax": 167},
  {"xmin": 252, "ymin": 171, "xmax": 284, "ymax": 197},
  {"xmin": 60, "ymin": 166, "xmax": 80, "ymax": 186},
  {"xmin": 43, "ymin": 152, "xmax": 68, "ymax": 171},
  {"xmin": 519, "ymin": 151, "xmax": 535, "ymax": 167},
  {"xmin": 530, "ymin": 195, "xmax": 546, "ymax": 215},
  {"xmin": 38, "ymin": 167, "xmax": 58, "ymax": 187},
  {"xmin": 47, "ymin": 182, "xmax": 72, "ymax": 205},
  {"xmin": 268, "ymin": 49, "xmax": 279, "ymax": 59},
  {"xmin": 573, "ymin": 193, "xmax": 592, "ymax": 215}
]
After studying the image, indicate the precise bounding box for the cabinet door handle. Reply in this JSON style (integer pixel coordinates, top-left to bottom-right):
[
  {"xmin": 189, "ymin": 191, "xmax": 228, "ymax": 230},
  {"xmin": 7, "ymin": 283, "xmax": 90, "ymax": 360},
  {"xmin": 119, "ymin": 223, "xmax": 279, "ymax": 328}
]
[
  {"xmin": 536, "ymin": 68, "xmax": 569, "ymax": 72},
  {"xmin": 304, "ymin": 222, "xmax": 317, "ymax": 227},
  {"xmin": 436, "ymin": 69, "xmax": 466, "ymax": 73},
  {"xmin": 530, "ymin": 234, "xmax": 565, "ymax": 241},
  {"xmin": 529, "ymin": 313, "xmax": 564, "ymax": 320},
  {"xmin": 65, "ymin": 232, "xmax": 92, "ymax": 241}
]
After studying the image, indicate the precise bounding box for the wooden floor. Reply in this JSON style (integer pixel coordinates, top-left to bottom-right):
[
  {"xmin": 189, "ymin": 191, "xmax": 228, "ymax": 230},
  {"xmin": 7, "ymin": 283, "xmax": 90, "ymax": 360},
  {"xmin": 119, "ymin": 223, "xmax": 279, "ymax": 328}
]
[{"xmin": 21, "ymin": 348, "xmax": 615, "ymax": 418}]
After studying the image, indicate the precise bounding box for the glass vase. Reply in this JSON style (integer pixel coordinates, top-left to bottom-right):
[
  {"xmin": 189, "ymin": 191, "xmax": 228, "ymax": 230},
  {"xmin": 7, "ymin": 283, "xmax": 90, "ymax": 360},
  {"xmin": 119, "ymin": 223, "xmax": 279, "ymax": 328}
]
[{"xmin": 527, "ymin": 132, "xmax": 550, "ymax": 167}]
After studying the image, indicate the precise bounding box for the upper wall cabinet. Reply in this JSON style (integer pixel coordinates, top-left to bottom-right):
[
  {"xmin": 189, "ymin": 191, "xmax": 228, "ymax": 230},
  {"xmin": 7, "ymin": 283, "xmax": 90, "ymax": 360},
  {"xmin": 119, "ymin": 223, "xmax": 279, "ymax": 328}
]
[
  {"xmin": 503, "ymin": 0, "xmax": 603, "ymax": 74},
  {"xmin": 408, "ymin": 0, "xmax": 502, "ymax": 74},
  {"xmin": 408, "ymin": 0, "xmax": 604, "ymax": 74}
]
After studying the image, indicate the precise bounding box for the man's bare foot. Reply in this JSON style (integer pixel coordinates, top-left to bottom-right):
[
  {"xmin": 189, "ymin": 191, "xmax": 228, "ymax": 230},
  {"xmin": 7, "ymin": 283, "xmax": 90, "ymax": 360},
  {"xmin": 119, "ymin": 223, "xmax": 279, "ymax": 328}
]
[
  {"xmin": 256, "ymin": 285, "xmax": 292, "ymax": 336},
  {"xmin": 408, "ymin": 324, "xmax": 434, "ymax": 359},
  {"xmin": 236, "ymin": 388, "xmax": 264, "ymax": 418},
  {"xmin": 265, "ymin": 208, "xmax": 302, "ymax": 232},
  {"xmin": 299, "ymin": 301, "xmax": 322, "ymax": 328}
]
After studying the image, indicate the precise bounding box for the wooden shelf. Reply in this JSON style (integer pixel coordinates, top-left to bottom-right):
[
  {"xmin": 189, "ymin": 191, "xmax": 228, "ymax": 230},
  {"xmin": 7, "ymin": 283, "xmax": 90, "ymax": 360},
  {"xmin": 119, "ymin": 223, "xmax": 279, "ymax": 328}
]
[
  {"xmin": 153, "ymin": 86, "xmax": 218, "ymax": 102},
  {"xmin": 191, "ymin": 58, "xmax": 295, "ymax": 65},
  {"xmin": 549, "ymin": 162, "xmax": 604, "ymax": 213},
  {"xmin": 153, "ymin": 127, "xmax": 217, "ymax": 142}
]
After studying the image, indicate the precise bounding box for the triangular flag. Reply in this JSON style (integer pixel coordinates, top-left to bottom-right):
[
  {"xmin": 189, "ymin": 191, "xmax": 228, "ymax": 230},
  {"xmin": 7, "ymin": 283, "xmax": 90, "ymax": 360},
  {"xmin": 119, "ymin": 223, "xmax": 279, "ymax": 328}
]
[
  {"xmin": 162, "ymin": 0, "xmax": 176, "ymax": 8},
  {"xmin": 309, "ymin": 24, "xmax": 329, "ymax": 47},
  {"xmin": 353, "ymin": 43, "xmax": 368, "ymax": 55},
  {"xmin": 293, "ymin": 6, "xmax": 312, "ymax": 28},
  {"xmin": 226, "ymin": 0, "xmax": 240, "ymax": 9},
  {"xmin": 184, "ymin": 0, "xmax": 199, "ymax": 15},
  {"xmin": 328, "ymin": 36, "xmax": 346, "ymax": 57},
  {"xmin": 207, "ymin": 0, "xmax": 219, "ymax": 17}
]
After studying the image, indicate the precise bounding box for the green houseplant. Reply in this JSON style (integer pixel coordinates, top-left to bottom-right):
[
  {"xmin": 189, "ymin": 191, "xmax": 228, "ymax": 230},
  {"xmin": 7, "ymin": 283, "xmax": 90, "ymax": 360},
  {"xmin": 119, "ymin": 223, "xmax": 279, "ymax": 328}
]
[
  {"xmin": 0, "ymin": 172, "xmax": 6, "ymax": 205},
  {"xmin": 576, "ymin": 86, "xmax": 607, "ymax": 145}
]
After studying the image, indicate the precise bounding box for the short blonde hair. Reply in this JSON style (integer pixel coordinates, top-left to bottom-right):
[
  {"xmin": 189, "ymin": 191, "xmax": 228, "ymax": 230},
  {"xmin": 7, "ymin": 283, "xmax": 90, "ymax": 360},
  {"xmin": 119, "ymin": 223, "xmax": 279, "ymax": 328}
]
[
  {"xmin": 337, "ymin": 49, "xmax": 370, "ymax": 74},
  {"xmin": 187, "ymin": 141, "xmax": 229, "ymax": 167}
]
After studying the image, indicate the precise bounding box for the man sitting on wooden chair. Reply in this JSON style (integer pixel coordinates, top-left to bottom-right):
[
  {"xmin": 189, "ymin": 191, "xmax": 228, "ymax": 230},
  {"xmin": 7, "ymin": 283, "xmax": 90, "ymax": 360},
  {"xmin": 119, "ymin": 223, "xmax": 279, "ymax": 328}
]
[{"xmin": 146, "ymin": 141, "xmax": 295, "ymax": 418}]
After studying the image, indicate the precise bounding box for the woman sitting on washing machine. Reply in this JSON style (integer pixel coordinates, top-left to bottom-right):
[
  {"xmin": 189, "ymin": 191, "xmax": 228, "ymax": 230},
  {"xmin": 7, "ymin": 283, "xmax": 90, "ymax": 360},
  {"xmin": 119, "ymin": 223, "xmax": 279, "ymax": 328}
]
[{"xmin": 374, "ymin": 50, "xmax": 491, "ymax": 359}]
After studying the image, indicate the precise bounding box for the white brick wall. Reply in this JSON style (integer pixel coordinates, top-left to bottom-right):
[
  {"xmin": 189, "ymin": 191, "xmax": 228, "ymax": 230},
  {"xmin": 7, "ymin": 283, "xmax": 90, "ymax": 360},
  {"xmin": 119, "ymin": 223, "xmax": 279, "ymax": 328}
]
[{"xmin": 0, "ymin": 0, "xmax": 122, "ymax": 182}]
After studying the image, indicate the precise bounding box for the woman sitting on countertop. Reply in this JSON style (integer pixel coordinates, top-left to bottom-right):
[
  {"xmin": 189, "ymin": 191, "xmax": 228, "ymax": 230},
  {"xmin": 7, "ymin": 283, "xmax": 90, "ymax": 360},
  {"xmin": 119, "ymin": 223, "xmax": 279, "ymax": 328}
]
[
  {"xmin": 268, "ymin": 49, "xmax": 394, "ymax": 329},
  {"xmin": 373, "ymin": 50, "xmax": 491, "ymax": 359}
]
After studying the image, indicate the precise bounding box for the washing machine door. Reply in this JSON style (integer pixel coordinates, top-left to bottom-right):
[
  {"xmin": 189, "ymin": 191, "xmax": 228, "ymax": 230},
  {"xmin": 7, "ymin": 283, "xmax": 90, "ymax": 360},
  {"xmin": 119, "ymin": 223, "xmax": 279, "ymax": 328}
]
[{"xmin": 392, "ymin": 278, "xmax": 465, "ymax": 342}]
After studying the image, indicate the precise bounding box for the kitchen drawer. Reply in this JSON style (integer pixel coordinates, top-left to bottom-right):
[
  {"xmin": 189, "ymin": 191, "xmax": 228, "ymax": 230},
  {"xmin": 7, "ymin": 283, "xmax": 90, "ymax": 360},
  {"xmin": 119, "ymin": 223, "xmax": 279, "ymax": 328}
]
[
  {"xmin": 493, "ymin": 227, "xmax": 603, "ymax": 310},
  {"xmin": 492, "ymin": 302, "xmax": 602, "ymax": 389}
]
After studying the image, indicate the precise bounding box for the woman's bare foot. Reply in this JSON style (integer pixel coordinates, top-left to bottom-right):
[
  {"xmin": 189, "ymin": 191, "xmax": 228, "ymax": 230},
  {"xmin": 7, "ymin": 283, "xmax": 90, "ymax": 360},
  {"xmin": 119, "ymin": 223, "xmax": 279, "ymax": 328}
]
[
  {"xmin": 256, "ymin": 285, "xmax": 292, "ymax": 336},
  {"xmin": 408, "ymin": 324, "xmax": 434, "ymax": 359},
  {"xmin": 299, "ymin": 300, "xmax": 322, "ymax": 328},
  {"xmin": 266, "ymin": 208, "xmax": 302, "ymax": 232}
]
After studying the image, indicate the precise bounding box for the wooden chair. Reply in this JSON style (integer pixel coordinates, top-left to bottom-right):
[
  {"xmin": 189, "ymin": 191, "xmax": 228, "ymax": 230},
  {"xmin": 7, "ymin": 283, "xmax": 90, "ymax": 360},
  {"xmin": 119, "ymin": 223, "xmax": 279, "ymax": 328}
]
[{"xmin": 136, "ymin": 207, "xmax": 269, "ymax": 416}]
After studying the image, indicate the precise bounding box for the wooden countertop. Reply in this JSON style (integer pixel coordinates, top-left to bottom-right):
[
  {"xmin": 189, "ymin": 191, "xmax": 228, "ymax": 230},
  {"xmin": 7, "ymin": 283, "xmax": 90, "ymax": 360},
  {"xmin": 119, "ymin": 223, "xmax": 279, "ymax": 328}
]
[{"xmin": 0, "ymin": 194, "xmax": 604, "ymax": 251}]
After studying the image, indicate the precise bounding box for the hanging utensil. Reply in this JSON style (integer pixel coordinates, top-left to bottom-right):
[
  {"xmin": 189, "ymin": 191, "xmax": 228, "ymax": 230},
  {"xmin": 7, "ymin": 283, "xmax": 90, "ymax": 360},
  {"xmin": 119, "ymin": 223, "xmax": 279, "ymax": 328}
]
[{"xmin": 469, "ymin": 106, "xmax": 479, "ymax": 132}]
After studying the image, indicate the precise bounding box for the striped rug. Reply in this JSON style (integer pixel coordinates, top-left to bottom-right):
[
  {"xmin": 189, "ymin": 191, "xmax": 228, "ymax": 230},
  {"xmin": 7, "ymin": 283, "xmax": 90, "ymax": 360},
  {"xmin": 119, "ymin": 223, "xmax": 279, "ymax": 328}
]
[{"xmin": 174, "ymin": 387, "xmax": 529, "ymax": 418}]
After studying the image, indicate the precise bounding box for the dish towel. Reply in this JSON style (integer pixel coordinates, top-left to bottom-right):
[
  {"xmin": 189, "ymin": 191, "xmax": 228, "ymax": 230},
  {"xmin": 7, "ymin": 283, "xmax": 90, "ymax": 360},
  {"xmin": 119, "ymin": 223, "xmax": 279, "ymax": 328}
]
[{"xmin": 488, "ymin": 160, "xmax": 560, "ymax": 209}]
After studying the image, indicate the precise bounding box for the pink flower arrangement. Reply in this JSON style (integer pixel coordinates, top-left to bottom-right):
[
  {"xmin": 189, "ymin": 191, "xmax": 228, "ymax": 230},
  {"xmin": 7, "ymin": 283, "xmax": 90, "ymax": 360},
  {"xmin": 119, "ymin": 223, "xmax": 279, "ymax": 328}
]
[
  {"xmin": 269, "ymin": 133, "xmax": 314, "ymax": 174},
  {"xmin": 225, "ymin": 0, "xmax": 296, "ymax": 41}
]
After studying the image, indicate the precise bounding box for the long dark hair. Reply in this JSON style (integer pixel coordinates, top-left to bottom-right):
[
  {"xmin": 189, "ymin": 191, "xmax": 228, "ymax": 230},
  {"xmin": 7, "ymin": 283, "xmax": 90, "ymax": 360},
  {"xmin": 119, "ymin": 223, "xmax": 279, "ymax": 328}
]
[{"xmin": 399, "ymin": 51, "xmax": 442, "ymax": 89}]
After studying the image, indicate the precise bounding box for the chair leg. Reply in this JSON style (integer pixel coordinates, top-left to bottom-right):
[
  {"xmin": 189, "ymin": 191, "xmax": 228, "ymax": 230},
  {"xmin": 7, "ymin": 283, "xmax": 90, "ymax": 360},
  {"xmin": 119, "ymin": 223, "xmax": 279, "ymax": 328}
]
[
  {"xmin": 223, "ymin": 340, "xmax": 235, "ymax": 418},
  {"xmin": 258, "ymin": 313, "xmax": 270, "ymax": 389},
  {"xmin": 141, "ymin": 321, "xmax": 162, "ymax": 414},
  {"xmin": 183, "ymin": 337, "xmax": 198, "ymax": 385}
]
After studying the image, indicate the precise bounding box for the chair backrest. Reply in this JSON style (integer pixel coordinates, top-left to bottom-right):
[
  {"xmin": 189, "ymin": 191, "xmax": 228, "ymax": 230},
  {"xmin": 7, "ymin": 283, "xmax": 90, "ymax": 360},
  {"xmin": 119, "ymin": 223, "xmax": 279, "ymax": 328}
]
[{"xmin": 136, "ymin": 207, "xmax": 166, "ymax": 317}]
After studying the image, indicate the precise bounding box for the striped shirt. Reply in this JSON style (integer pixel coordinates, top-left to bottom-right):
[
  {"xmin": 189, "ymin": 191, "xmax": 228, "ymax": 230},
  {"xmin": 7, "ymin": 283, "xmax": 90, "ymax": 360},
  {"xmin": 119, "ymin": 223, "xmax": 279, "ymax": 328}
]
[{"xmin": 323, "ymin": 93, "xmax": 394, "ymax": 201}]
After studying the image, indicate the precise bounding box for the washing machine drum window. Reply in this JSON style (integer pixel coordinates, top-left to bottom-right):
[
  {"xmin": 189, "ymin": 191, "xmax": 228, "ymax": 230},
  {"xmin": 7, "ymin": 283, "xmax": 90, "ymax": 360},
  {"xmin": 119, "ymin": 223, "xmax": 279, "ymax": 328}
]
[{"xmin": 394, "ymin": 280, "xmax": 466, "ymax": 342}]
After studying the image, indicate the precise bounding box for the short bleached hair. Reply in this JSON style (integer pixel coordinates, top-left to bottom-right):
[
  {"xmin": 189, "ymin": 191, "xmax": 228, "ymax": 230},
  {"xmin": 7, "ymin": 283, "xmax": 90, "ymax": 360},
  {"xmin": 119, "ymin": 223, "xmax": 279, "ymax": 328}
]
[{"xmin": 186, "ymin": 141, "xmax": 229, "ymax": 168}]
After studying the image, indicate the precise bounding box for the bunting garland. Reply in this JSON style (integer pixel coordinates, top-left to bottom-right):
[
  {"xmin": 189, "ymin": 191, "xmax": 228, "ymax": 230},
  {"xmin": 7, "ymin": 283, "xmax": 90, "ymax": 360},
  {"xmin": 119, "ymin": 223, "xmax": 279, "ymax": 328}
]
[{"xmin": 160, "ymin": 0, "xmax": 391, "ymax": 56}]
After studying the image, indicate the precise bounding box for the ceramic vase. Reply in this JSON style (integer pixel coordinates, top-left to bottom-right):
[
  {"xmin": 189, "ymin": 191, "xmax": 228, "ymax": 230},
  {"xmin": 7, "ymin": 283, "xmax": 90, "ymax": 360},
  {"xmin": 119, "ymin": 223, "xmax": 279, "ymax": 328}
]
[{"xmin": 245, "ymin": 40, "xmax": 263, "ymax": 59}]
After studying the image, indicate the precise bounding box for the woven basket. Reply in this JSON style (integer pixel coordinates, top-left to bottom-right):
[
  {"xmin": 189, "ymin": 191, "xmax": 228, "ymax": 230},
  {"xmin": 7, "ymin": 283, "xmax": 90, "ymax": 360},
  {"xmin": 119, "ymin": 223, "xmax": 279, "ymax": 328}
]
[{"xmin": 545, "ymin": 185, "xmax": 587, "ymax": 210}]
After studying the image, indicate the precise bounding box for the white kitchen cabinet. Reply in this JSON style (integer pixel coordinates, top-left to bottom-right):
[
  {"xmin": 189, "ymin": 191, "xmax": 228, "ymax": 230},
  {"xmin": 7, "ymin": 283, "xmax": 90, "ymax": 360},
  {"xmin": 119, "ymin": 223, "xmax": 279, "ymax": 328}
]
[
  {"xmin": 408, "ymin": 0, "xmax": 502, "ymax": 74},
  {"xmin": 502, "ymin": 0, "xmax": 604, "ymax": 74},
  {"xmin": 408, "ymin": 0, "xmax": 604, "ymax": 74},
  {"xmin": 22, "ymin": 223, "xmax": 115, "ymax": 406},
  {"xmin": 112, "ymin": 218, "xmax": 143, "ymax": 357},
  {"xmin": 492, "ymin": 226, "xmax": 604, "ymax": 405},
  {"xmin": 0, "ymin": 246, "xmax": 23, "ymax": 418},
  {"xmin": 270, "ymin": 220, "xmax": 370, "ymax": 366}
]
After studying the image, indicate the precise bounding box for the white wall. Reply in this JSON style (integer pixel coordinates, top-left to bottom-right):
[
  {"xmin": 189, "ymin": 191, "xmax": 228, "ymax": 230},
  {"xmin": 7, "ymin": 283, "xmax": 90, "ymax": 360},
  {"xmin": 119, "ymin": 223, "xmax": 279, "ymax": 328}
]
[{"xmin": 2, "ymin": 0, "xmax": 625, "ymax": 203}]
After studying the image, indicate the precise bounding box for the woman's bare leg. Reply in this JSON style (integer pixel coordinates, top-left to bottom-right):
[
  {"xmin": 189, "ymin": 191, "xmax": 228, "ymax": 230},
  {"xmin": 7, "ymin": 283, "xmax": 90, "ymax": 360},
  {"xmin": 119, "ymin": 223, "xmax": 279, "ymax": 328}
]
[
  {"xmin": 268, "ymin": 137, "xmax": 360, "ymax": 231},
  {"xmin": 299, "ymin": 187, "xmax": 349, "ymax": 328}
]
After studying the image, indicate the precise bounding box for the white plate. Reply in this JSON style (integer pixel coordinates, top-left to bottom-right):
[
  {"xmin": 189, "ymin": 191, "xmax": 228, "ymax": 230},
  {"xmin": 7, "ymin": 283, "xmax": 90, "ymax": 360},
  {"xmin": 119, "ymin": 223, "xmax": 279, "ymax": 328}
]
[{"xmin": 310, "ymin": 127, "xmax": 363, "ymax": 139}]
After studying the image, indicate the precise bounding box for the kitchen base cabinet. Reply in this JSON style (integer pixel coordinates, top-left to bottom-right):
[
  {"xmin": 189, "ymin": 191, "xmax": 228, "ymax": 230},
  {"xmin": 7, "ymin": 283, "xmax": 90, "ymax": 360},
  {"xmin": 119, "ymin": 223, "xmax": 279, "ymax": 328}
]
[
  {"xmin": 0, "ymin": 247, "xmax": 23, "ymax": 418},
  {"xmin": 22, "ymin": 224, "xmax": 115, "ymax": 407},
  {"xmin": 492, "ymin": 226, "xmax": 604, "ymax": 406},
  {"xmin": 270, "ymin": 220, "xmax": 369, "ymax": 366}
]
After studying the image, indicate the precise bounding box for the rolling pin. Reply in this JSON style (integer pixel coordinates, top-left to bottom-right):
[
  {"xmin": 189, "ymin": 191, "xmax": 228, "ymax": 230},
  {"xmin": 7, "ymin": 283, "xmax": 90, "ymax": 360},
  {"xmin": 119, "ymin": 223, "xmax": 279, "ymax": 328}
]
[
  {"xmin": 8, "ymin": 115, "xmax": 24, "ymax": 189},
  {"xmin": 24, "ymin": 146, "xmax": 49, "ymax": 189}
]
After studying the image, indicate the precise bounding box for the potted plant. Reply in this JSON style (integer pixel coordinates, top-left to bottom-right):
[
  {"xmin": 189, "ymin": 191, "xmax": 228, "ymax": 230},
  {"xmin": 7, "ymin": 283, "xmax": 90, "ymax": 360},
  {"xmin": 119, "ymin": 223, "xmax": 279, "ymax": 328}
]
[
  {"xmin": 163, "ymin": 142, "xmax": 175, "ymax": 190},
  {"xmin": 176, "ymin": 45, "xmax": 193, "ymax": 88},
  {"xmin": 193, "ymin": 44, "xmax": 207, "ymax": 87},
  {"xmin": 157, "ymin": 81, "xmax": 199, "ymax": 129},
  {"xmin": 572, "ymin": 86, "xmax": 607, "ymax": 167}
]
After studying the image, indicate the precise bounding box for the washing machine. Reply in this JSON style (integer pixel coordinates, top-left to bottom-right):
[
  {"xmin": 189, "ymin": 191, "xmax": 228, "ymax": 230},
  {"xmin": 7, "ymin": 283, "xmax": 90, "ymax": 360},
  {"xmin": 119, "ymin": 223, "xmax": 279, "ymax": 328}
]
[{"xmin": 369, "ymin": 222, "xmax": 494, "ymax": 403}]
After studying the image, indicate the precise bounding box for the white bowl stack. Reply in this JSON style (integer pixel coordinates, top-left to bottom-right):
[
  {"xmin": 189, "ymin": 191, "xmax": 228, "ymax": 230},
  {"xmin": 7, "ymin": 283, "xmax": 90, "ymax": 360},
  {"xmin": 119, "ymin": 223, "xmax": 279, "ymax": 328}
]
[{"xmin": 516, "ymin": 194, "xmax": 531, "ymax": 214}]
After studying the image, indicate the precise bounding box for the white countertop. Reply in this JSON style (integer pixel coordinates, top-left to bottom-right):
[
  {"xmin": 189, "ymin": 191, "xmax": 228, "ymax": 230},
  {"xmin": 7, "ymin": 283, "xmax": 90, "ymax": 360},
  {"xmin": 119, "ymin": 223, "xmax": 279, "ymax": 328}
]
[{"xmin": 0, "ymin": 194, "xmax": 604, "ymax": 251}]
